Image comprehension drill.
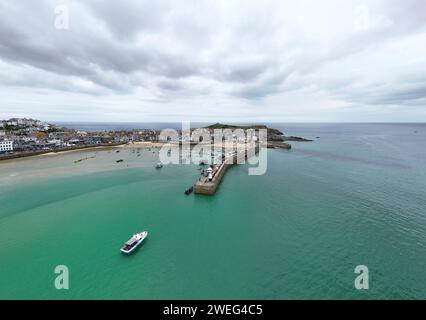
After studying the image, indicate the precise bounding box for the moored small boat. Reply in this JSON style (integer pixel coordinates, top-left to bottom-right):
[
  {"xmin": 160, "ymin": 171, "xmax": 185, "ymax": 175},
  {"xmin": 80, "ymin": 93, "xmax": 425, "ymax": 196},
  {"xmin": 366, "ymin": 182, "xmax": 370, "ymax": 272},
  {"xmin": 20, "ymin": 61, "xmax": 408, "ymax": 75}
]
[{"xmin": 185, "ymin": 186, "xmax": 194, "ymax": 195}]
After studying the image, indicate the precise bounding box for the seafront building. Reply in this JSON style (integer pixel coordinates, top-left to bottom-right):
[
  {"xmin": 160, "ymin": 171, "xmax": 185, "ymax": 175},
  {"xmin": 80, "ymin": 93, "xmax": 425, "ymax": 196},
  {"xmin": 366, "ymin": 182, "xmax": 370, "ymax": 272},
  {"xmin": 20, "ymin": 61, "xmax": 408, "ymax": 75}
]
[
  {"xmin": 0, "ymin": 117, "xmax": 164, "ymax": 157},
  {"xmin": 0, "ymin": 140, "xmax": 13, "ymax": 153}
]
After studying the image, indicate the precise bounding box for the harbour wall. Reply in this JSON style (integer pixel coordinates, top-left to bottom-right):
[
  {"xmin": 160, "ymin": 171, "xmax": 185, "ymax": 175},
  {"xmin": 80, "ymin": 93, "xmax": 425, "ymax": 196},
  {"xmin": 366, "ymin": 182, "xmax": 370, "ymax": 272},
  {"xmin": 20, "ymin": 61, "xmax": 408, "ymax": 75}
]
[{"xmin": 194, "ymin": 145, "xmax": 259, "ymax": 196}]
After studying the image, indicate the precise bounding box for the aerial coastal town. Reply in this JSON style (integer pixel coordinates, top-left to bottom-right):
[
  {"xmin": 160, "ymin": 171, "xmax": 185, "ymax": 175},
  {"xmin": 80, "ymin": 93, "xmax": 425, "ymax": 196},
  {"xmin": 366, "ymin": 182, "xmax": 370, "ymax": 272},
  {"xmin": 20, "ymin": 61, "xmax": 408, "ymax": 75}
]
[
  {"xmin": 0, "ymin": 118, "xmax": 161, "ymax": 158},
  {"xmin": 0, "ymin": 118, "xmax": 312, "ymax": 160}
]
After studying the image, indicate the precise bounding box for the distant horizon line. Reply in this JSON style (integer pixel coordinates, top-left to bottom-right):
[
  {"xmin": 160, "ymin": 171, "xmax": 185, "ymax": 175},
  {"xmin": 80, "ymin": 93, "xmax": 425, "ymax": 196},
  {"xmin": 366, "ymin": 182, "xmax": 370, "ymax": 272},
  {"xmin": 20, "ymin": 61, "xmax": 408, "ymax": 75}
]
[
  {"xmin": 2, "ymin": 117, "xmax": 425, "ymax": 125},
  {"xmin": 53, "ymin": 121, "xmax": 426, "ymax": 124}
]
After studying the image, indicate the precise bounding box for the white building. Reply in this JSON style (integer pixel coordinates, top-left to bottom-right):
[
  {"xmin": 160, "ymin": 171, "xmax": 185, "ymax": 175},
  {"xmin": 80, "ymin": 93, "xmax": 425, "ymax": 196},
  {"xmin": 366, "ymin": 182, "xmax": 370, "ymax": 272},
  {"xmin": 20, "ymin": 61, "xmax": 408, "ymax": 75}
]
[
  {"xmin": 0, "ymin": 140, "xmax": 13, "ymax": 153},
  {"xmin": 22, "ymin": 136, "xmax": 38, "ymax": 143},
  {"xmin": 69, "ymin": 139, "xmax": 80, "ymax": 145},
  {"xmin": 48, "ymin": 139, "xmax": 62, "ymax": 147}
]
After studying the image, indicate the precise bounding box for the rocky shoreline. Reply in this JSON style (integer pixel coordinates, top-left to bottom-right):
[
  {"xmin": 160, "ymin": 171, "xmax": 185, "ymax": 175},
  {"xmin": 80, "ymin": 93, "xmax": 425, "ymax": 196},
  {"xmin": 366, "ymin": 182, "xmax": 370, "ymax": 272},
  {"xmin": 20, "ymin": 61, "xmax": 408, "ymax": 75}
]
[
  {"xmin": 267, "ymin": 141, "xmax": 292, "ymax": 149},
  {"xmin": 267, "ymin": 136, "xmax": 313, "ymax": 149},
  {"xmin": 283, "ymin": 136, "xmax": 314, "ymax": 142},
  {"xmin": 204, "ymin": 123, "xmax": 313, "ymax": 150}
]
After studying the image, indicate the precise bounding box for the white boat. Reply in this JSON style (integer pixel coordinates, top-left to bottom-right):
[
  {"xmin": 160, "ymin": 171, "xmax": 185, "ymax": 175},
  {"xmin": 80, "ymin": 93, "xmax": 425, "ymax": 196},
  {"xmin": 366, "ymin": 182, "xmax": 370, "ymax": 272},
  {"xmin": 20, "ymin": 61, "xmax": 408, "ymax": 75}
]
[{"xmin": 120, "ymin": 231, "xmax": 148, "ymax": 254}]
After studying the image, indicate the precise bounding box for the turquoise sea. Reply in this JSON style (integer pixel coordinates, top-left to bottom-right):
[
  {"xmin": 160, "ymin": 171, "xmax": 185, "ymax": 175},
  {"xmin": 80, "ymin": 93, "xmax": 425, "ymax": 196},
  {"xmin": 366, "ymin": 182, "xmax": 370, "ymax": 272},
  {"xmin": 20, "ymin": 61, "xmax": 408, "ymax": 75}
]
[{"xmin": 0, "ymin": 123, "xmax": 425, "ymax": 299}]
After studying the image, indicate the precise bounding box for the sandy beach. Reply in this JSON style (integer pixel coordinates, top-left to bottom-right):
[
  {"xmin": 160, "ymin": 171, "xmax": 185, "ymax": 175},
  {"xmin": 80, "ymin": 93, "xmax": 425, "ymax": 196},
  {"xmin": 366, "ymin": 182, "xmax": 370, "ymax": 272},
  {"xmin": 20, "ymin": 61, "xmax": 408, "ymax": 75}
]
[
  {"xmin": 0, "ymin": 142, "xmax": 168, "ymax": 162},
  {"xmin": 117, "ymin": 142, "xmax": 165, "ymax": 149}
]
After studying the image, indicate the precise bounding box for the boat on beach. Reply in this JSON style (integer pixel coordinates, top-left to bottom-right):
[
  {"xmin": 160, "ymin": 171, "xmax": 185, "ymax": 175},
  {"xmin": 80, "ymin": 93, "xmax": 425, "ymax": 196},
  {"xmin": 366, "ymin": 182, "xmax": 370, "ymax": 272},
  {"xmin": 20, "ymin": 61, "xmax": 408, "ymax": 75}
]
[{"xmin": 120, "ymin": 231, "xmax": 148, "ymax": 254}]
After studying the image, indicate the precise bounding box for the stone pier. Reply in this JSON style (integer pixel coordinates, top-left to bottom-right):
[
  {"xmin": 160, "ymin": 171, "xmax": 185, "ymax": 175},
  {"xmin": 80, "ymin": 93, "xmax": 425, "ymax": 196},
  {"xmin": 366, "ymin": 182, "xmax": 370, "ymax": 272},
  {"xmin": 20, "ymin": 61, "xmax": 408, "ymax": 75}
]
[{"xmin": 194, "ymin": 145, "xmax": 259, "ymax": 195}]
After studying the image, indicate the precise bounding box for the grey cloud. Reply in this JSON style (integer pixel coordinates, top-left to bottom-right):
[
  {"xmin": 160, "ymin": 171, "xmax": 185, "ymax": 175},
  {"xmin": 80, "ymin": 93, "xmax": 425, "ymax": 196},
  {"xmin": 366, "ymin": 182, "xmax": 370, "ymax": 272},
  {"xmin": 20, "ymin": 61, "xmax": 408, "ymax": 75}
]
[
  {"xmin": 0, "ymin": 0, "xmax": 201, "ymax": 94},
  {"xmin": 157, "ymin": 79, "xmax": 183, "ymax": 91},
  {"xmin": 0, "ymin": 0, "xmax": 426, "ymax": 121},
  {"xmin": 83, "ymin": 0, "xmax": 169, "ymax": 40},
  {"xmin": 230, "ymin": 66, "xmax": 294, "ymax": 100},
  {"xmin": 341, "ymin": 83, "xmax": 426, "ymax": 106},
  {"xmin": 232, "ymin": 84, "xmax": 282, "ymax": 100},
  {"xmin": 218, "ymin": 58, "xmax": 272, "ymax": 84}
]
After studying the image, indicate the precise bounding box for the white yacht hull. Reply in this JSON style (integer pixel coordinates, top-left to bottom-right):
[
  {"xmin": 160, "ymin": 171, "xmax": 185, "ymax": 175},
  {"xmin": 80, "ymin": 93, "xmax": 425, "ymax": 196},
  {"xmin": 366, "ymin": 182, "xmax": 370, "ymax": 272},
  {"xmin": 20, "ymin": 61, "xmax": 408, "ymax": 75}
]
[{"xmin": 120, "ymin": 231, "xmax": 148, "ymax": 254}]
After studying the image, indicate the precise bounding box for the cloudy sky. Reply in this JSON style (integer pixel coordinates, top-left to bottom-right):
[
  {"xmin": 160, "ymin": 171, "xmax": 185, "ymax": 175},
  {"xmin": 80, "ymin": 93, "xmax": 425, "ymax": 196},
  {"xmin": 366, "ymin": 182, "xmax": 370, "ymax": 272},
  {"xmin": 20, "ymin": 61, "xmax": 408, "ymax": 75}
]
[{"xmin": 0, "ymin": 0, "xmax": 426, "ymax": 122}]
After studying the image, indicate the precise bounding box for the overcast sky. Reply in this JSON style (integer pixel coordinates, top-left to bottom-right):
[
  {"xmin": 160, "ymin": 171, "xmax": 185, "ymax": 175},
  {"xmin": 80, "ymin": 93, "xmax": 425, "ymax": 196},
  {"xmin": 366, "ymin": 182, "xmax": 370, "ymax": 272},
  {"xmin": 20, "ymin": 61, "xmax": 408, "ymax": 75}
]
[{"xmin": 0, "ymin": 0, "xmax": 426, "ymax": 122}]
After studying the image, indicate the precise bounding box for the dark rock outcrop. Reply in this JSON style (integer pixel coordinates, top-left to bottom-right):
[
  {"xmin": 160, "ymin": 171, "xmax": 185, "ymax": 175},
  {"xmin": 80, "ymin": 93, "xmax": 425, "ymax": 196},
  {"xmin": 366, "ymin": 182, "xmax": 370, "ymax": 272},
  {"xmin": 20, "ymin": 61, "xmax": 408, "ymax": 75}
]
[
  {"xmin": 204, "ymin": 123, "xmax": 312, "ymax": 146},
  {"xmin": 283, "ymin": 136, "xmax": 313, "ymax": 142},
  {"xmin": 267, "ymin": 142, "xmax": 292, "ymax": 149}
]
